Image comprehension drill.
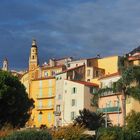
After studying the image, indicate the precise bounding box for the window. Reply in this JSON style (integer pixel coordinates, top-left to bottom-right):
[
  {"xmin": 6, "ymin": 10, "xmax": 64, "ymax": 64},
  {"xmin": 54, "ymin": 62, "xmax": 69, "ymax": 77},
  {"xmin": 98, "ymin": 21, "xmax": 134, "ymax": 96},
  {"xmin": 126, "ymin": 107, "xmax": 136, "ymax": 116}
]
[
  {"xmin": 67, "ymin": 64, "xmax": 70, "ymax": 67},
  {"xmin": 56, "ymin": 105, "xmax": 61, "ymax": 112},
  {"xmin": 48, "ymin": 88, "xmax": 52, "ymax": 96},
  {"xmin": 38, "ymin": 101, "xmax": 42, "ymax": 108},
  {"xmin": 44, "ymin": 71, "xmax": 48, "ymax": 77},
  {"xmin": 38, "ymin": 114, "xmax": 42, "ymax": 122},
  {"xmin": 32, "ymin": 55, "xmax": 35, "ymax": 59},
  {"xmin": 58, "ymin": 94, "xmax": 62, "ymax": 100},
  {"xmin": 52, "ymin": 71, "xmax": 56, "ymax": 76},
  {"xmin": 95, "ymin": 70, "xmax": 99, "ymax": 77},
  {"xmin": 71, "ymin": 112, "xmax": 76, "ymax": 120},
  {"xmin": 47, "ymin": 100, "xmax": 52, "ymax": 108},
  {"xmin": 72, "ymin": 87, "xmax": 77, "ymax": 94},
  {"xmin": 87, "ymin": 70, "xmax": 90, "ymax": 76},
  {"xmin": 71, "ymin": 99, "xmax": 76, "ymax": 106},
  {"xmin": 90, "ymin": 87, "xmax": 97, "ymax": 94},
  {"xmin": 47, "ymin": 113, "xmax": 51, "ymax": 122}
]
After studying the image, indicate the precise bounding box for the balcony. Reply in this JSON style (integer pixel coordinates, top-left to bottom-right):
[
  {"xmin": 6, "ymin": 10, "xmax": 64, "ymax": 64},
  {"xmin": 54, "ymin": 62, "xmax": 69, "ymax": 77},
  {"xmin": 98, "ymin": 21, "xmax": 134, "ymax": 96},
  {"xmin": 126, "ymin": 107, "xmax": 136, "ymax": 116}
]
[
  {"xmin": 54, "ymin": 111, "xmax": 61, "ymax": 116},
  {"xmin": 97, "ymin": 106, "xmax": 121, "ymax": 113},
  {"xmin": 100, "ymin": 91, "xmax": 119, "ymax": 97},
  {"xmin": 36, "ymin": 105, "xmax": 54, "ymax": 110},
  {"xmin": 36, "ymin": 95, "xmax": 55, "ymax": 99}
]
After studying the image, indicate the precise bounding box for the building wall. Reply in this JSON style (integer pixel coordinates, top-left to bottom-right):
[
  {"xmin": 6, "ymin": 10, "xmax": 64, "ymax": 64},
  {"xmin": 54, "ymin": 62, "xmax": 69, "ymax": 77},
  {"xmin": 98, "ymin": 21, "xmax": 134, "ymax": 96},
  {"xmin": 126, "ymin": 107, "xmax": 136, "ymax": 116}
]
[
  {"xmin": 29, "ymin": 78, "xmax": 55, "ymax": 128},
  {"xmin": 98, "ymin": 94, "xmax": 123, "ymax": 126},
  {"xmin": 98, "ymin": 56, "xmax": 119, "ymax": 75},
  {"xmin": 54, "ymin": 73, "xmax": 67, "ymax": 127},
  {"xmin": 84, "ymin": 86, "xmax": 95, "ymax": 112},
  {"xmin": 67, "ymin": 59, "xmax": 86, "ymax": 69},
  {"xmin": 63, "ymin": 80, "xmax": 85, "ymax": 125},
  {"xmin": 20, "ymin": 72, "xmax": 30, "ymax": 94},
  {"xmin": 126, "ymin": 96, "xmax": 140, "ymax": 115},
  {"xmin": 41, "ymin": 67, "xmax": 63, "ymax": 78},
  {"xmin": 98, "ymin": 75, "xmax": 124, "ymax": 126}
]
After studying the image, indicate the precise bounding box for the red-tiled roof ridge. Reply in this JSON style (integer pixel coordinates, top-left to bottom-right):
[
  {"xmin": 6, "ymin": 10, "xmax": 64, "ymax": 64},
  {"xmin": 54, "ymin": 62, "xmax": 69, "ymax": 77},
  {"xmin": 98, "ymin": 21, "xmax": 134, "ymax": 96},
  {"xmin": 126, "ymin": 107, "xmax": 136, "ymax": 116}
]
[
  {"xmin": 99, "ymin": 72, "xmax": 120, "ymax": 80},
  {"xmin": 67, "ymin": 80, "xmax": 99, "ymax": 87},
  {"xmin": 41, "ymin": 64, "xmax": 65, "ymax": 70},
  {"xmin": 32, "ymin": 76, "xmax": 55, "ymax": 81},
  {"xmin": 56, "ymin": 64, "xmax": 85, "ymax": 75}
]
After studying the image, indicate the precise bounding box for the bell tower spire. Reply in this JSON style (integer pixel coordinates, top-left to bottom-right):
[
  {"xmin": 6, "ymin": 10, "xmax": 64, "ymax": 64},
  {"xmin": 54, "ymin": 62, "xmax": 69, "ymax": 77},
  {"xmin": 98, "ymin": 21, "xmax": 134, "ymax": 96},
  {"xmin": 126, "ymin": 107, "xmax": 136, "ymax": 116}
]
[{"xmin": 29, "ymin": 39, "xmax": 39, "ymax": 71}]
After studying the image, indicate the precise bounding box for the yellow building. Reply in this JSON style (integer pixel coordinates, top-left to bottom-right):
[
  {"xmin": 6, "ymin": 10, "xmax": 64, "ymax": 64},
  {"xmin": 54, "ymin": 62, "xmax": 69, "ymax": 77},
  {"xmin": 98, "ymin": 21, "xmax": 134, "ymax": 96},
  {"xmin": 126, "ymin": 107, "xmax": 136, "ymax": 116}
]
[
  {"xmin": 20, "ymin": 39, "xmax": 66, "ymax": 128},
  {"xmin": 30, "ymin": 77, "xmax": 55, "ymax": 127},
  {"xmin": 98, "ymin": 56, "xmax": 119, "ymax": 75}
]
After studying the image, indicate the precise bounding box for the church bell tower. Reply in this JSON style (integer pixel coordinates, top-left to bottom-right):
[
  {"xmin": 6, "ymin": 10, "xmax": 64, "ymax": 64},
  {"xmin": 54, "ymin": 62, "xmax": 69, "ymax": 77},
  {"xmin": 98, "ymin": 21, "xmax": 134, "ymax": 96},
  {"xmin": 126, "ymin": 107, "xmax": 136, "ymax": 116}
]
[
  {"xmin": 2, "ymin": 58, "xmax": 8, "ymax": 71},
  {"xmin": 29, "ymin": 39, "xmax": 39, "ymax": 71}
]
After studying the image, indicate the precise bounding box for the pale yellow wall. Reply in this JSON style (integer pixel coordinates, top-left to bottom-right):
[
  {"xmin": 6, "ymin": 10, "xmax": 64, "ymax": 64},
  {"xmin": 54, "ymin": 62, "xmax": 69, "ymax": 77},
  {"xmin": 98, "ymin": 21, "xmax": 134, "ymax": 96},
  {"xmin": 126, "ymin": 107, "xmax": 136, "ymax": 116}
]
[
  {"xmin": 126, "ymin": 96, "xmax": 140, "ymax": 115},
  {"xmin": 98, "ymin": 56, "xmax": 119, "ymax": 75},
  {"xmin": 30, "ymin": 78, "xmax": 56, "ymax": 128},
  {"xmin": 20, "ymin": 72, "xmax": 30, "ymax": 94},
  {"xmin": 91, "ymin": 78, "xmax": 100, "ymax": 85},
  {"xmin": 133, "ymin": 60, "xmax": 140, "ymax": 65},
  {"xmin": 42, "ymin": 67, "xmax": 63, "ymax": 77}
]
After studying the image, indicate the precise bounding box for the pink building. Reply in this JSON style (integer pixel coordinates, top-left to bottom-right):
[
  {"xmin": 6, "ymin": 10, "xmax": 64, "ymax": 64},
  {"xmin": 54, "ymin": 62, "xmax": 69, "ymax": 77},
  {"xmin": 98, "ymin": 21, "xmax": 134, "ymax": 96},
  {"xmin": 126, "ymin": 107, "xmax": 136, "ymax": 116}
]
[{"xmin": 98, "ymin": 73, "xmax": 124, "ymax": 126}]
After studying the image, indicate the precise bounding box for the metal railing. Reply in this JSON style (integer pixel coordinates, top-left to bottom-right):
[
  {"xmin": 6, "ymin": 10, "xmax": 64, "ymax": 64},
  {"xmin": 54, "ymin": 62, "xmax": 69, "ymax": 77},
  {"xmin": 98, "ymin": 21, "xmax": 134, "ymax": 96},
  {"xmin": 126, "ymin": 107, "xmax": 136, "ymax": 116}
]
[{"xmin": 97, "ymin": 106, "xmax": 121, "ymax": 113}]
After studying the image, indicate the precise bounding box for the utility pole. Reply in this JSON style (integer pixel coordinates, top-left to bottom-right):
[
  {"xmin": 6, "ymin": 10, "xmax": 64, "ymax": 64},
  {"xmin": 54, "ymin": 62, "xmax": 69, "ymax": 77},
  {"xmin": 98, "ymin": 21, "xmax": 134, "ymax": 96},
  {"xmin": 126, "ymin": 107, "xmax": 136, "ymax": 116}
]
[
  {"xmin": 105, "ymin": 103, "xmax": 108, "ymax": 128},
  {"xmin": 117, "ymin": 96, "xmax": 120, "ymax": 126}
]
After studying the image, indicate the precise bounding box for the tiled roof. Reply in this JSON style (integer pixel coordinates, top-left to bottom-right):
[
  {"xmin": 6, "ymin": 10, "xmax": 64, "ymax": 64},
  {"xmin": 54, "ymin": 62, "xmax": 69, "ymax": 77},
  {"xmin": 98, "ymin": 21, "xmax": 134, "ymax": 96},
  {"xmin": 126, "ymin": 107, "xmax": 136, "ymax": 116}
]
[
  {"xmin": 71, "ymin": 80, "xmax": 99, "ymax": 87},
  {"xmin": 99, "ymin": 72, "xmax": 120, "ymax": 80},
  {"xmin": 129, "ymin": 46, "xmax": 140, "ymax": 55},
  {"xmin": 32, "ymin": 76, "xmax": 55, "ymax": 81},
  {"xmin": 56, "ymin": 64, "xmax": 85, "ymax": 75}
]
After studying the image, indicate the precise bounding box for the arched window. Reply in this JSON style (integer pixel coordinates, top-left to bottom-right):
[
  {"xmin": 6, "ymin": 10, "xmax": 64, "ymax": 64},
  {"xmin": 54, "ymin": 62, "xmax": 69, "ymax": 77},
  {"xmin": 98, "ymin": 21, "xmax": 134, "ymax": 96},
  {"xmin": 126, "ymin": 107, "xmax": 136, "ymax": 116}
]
[{"xmin": 32, "ymin": 55, "xmax": 34, "ymax": 59}]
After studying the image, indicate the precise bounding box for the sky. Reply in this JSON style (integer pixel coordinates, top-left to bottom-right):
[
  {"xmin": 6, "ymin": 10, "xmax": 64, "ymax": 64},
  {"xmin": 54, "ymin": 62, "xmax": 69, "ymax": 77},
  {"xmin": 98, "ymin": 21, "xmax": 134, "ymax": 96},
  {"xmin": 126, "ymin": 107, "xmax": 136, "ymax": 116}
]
[{"xmin": 0, "ymin": 0, "xmax": 140, "ymax": 70}]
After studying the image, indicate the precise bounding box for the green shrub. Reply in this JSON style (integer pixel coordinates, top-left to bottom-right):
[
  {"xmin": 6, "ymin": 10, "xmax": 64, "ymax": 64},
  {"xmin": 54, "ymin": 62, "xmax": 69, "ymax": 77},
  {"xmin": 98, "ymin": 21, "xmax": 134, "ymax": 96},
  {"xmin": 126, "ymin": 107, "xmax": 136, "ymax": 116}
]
[
  {"xmin": 50, "ymin": 124, "xmax": 94, "ymax": 140},
  {"xmin": 2, "ymin": 129, "xmax": 52, "ymax": 140},
  {"xmin": 96, "ymin": 127, "xmax": 124, "ymax": 140}
]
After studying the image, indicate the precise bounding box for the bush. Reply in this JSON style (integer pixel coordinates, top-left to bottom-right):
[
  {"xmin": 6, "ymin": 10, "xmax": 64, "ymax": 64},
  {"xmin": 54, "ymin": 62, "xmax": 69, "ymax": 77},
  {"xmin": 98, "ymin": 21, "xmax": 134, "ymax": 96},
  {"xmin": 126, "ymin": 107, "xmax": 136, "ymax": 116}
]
[
  {"xmin": 96, "ymin": 127, "xmax": 124, "ymax": 140},
  {"xmin": 2, "ymin": 129, "xmax": 52, "ymax": 140},
  {"xmin": 50, "ymin": 124, "xmax": 94, "ymax": 140},
  {"xmin": 96, "ymin": 127, "xmax": 140, "ymax": 140}
]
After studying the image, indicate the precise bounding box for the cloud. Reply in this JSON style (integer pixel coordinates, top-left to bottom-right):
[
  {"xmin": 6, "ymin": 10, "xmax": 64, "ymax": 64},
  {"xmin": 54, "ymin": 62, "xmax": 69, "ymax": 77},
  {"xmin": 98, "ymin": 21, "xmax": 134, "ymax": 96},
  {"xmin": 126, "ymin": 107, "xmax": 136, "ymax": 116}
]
[{"xmin": 0, "ymin": 0, "xmax": 140, "ymax": 69}]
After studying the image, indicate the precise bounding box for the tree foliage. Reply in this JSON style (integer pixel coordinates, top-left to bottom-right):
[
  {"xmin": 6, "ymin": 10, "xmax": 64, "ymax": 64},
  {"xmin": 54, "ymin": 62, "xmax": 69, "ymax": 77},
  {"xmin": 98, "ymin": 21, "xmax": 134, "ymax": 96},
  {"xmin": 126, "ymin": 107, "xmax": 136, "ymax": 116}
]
[
  {"xmin": 0, "ymin": 71, "xmax": 34, "ymax": 128},
  {"xmin": 50, "ymin": 124, "xmax": 91, "ymax": 140},
  {"xmin": 74, "ymin": 109, "xmax": 112, "ymax": 131},
  {"xmin": 125, "ymin": 110, "xmax": 140, "ymax": 132},
  {"xmin": 113, "ymin": 66, "xmax": 140, "ymax": 101}
]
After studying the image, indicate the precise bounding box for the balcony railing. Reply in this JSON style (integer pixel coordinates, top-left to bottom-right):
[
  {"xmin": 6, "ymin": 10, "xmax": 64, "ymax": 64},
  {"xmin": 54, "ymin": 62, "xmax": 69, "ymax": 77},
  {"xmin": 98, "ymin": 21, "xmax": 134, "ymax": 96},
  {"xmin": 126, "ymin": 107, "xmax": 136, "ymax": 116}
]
[
  {"xmin": 36, "ymin": 95, "xmax": 55, "ymax": 99},
  {"xmin": 97, "ymin": 106, "xmax": 121, "ymax": 113},
  {"xmin": 36, "ymin": 105, "xmax": 54, "ymax": 110},
  {"xmin": 54, "ymin": 111, "xmax": 61, "ymax": 116},
  {"xmin": 100, "ymin": 91, "xmax": 119, "ymax": 97}
]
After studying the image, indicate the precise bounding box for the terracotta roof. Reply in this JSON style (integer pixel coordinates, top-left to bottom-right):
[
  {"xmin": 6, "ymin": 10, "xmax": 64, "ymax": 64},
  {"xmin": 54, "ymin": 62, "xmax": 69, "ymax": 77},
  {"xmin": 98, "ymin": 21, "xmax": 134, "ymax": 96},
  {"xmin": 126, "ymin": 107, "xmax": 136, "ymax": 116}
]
[
  {"xmin": 32, "ymin": 76, "xmax": 55, "ymax": 81},
  {"xmin": 129, "ymin": 46, "xmax": 140, "ymax": 55},
  {"xmin": 71, "ymin": 80, "xmax": 99, "ymax": 87},
  {"xmin": 99, "ymin": 72, "xmax": 120, "ymax": 80},
  {"xmin": 41, "ymin": 65, "xmax": 65, "ymax": 70},
  {"xmin": 56, "ymin": 64, "xmax": 85, "ymax": 75}
]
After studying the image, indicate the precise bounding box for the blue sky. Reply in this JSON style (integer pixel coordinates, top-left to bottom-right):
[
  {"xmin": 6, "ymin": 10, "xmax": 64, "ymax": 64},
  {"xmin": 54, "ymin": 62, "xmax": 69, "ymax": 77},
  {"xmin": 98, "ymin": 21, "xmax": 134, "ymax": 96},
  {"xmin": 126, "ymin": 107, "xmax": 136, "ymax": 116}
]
[{"xmin": 0, "ymin": 0, "xmax": 140, "ymax": 70}]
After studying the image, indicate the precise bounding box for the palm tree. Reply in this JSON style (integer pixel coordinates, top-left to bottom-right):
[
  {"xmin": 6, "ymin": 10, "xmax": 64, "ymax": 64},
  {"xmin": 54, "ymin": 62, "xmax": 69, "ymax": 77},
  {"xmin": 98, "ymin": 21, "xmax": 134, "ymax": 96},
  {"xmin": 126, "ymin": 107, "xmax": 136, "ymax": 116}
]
[{"xmin": 113, "ymin": 66, "xmax": 140, "ymax": 125}]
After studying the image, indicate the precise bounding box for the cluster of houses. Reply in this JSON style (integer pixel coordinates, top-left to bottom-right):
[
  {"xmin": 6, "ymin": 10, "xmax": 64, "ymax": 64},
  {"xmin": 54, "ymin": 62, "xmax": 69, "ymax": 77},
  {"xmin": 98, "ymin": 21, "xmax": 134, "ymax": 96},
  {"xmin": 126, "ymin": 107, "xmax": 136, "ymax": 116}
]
[{"xmin": 3, "ymin": 39, "xmax": 140, "ymax": 128}]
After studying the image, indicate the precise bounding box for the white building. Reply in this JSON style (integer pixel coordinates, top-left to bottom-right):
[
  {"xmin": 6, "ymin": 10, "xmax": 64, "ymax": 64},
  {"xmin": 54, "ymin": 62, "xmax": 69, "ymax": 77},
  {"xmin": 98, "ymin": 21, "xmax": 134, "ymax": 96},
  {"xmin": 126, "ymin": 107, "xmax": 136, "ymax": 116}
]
[{"xmin": 54, "ymin": 72, "xmax": 98, "ymax": 127}]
